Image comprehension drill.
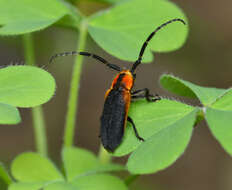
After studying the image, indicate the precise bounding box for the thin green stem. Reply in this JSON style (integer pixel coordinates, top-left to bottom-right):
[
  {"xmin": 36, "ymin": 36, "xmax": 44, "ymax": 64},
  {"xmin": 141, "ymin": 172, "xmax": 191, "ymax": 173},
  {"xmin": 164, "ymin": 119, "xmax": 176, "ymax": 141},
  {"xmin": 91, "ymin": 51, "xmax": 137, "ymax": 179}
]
[
  {"xmin": 98, "ymin": 145, "xmax": 112, "ymax": 164},
  {"xmin": 124, "ymin": 174, "xmax": 140, "ymax": 186},
  {"xmin": 31, "ymin": 107, "xmax": 48, "ymax": 156},
  {"xmin": 23, "ymin": 34, "xmax": 35, "ymax": 66},
  {"xmin": 63, "ymin": 21, "xmax": 88, "ymax": 147},
  {"xmin": 23, "ymin": 34, "xmax": 48, "ymax": 156},
  {"xmin": 0, "ymin": 163, "xmax": 12, "ymax": 185},
  {"xmin": 194, "ymin": 107, "xmax": 205, "ymax": 127}
]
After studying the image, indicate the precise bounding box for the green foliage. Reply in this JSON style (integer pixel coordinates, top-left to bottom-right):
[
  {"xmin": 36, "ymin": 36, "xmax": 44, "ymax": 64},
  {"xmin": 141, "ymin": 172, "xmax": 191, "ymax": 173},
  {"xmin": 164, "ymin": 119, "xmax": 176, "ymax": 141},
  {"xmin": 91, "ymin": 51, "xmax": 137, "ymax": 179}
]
[
  {"xmin": 98, "ymin": 0, "xmax": 121, "ymax": 3},
  {"xmin": 206, "ymin": 108, "xmax": 232, "ymax": 155},
  {"xmin": 1, "ymin": 0, "xmax": 230, "ymax": 189},
  {"xmin": 88, "ymin": 0, "xmax": 188, "ymax": 62},
  {"xmin": 0, "ymin": 0, "xmax": 187, "ymax": 62},
  {"xmin": 205, "ymin": 89, "xmax": 232, "ymax": 155},
  {"xmin": 114, "ymin": 99, "xmax": 196, "ymax": 156},
  {"xmin": 44, "ymin": 182, "xmax": 78, "ymax": 190},
  {"xmin": 111, "ymin": 99, "xmax": 198, "ymax": 174},
  {"xmin": 108, "ymin": 75, "xmax": 232, "ymax": 174},
  {"xmin": 9, "ymin": 182, "xmax": 48, "ymax": 190},
  {"xmin": 11, "ymin": 152, "xmax": 63, "ymax": 182},
  {"xmin": 9, "ymin": 147, "xmax": 126, "ymax": 190},
  {"xmin": 89, "ymin": 0, "xmax": 122, "ymax": 3},
  {"xmin": 160, "ymin": 74, "xmax": 226, "ymax": 105},
  {"xmin": 0, "ymin": 66, "xmax": 56, "ymax": 108},
  {"xmin": 210, "ymin": 89, "xmax": 232, "ymax": 110},
  {"xmin": 127, "ymin": 110, "xmax": 197, "ymax": 174},
  {"xmin": 0, "ymin": 103, "xmax": 20, "ymax": 124},
  {"xmin": 0, "ymin": 162, "xmax": 12, "ymax": 189},
  {"xmin": 0, "ymin": 0, "xmax": 81, "ymax": 35},
  {"xmin": 63, "ymin": 147, "xmax": 124, "ymax": 182},
  {"xmin": 160, "ymin": 74, "xmax": 232, "ymax": 157},
  {"xmin": 0, "ymin": 66, "xmax": 55, "ymax": 125},
  {"xmin": 67, "ymin": 0, "xmax": 121, "ymax": 4},
  {"xmin": 70, "ymin": 174, "xmax": 128, "ymax": 190}
]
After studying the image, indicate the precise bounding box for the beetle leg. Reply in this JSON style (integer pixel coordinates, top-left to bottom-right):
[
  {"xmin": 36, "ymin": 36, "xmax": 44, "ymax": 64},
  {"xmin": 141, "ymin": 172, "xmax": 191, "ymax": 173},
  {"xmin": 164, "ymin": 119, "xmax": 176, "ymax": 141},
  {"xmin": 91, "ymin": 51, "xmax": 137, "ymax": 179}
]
[
  {"xmin": 131, "ymin": 88, "xmax": 161, "ymax": 102},
  {"xmin": 127, "ymin": 116, "xmax": 144, "ymax": 141}
]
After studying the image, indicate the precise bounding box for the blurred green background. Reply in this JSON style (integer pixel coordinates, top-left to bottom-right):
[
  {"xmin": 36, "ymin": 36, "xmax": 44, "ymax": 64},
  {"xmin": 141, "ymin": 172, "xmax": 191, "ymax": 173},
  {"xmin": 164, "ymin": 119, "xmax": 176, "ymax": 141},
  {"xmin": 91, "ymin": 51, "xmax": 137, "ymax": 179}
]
[{"xmin": 0, "ymin": 0, "xmax": 232, "ymax": 189}]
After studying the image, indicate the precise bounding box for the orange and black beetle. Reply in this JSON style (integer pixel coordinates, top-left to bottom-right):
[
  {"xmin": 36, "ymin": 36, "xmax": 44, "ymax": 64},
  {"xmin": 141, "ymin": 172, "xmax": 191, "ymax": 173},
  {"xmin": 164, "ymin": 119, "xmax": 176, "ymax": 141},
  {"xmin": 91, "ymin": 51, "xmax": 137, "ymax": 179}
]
[{"xmin": 49, "ymin": 18, "xmax": 186, "ymax": 152}]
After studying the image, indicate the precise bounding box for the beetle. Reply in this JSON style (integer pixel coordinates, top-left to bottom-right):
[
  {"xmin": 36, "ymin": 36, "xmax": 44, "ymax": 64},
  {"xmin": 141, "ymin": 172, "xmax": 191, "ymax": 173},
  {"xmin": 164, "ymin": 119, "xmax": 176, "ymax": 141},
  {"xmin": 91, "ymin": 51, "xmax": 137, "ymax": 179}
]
[{"xmin": 49, "ymin": 18, "xmax": 186, "ymax": 152}]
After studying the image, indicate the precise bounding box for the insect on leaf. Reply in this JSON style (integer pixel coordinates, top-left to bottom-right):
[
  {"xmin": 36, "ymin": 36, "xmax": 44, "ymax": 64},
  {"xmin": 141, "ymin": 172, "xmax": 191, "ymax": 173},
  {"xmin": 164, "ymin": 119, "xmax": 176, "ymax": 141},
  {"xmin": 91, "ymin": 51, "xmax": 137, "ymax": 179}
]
[{"xmin": 113, "ymin": 99, "xmax": 196, "ymax": 156}]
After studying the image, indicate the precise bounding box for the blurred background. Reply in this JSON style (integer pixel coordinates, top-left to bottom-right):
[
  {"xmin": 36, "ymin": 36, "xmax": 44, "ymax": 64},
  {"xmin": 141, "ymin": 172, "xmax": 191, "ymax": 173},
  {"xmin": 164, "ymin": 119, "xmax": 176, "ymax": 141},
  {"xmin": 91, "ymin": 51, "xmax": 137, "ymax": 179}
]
[{"xmin": 0, "ymin": 0, "xmax": 232, "ymax": 189}]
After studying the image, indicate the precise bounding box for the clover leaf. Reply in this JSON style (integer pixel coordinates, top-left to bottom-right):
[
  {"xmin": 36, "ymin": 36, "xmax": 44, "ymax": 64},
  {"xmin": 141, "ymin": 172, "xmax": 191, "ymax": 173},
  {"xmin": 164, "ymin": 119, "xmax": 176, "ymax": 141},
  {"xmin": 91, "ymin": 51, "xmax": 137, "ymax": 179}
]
[
  {"xmin": 160, "ymin": 74, "xmax": 232, "ymax": 157},
  {"xmin": 9, "ymin": 147, "xmax": 126, "ymax": 190}
]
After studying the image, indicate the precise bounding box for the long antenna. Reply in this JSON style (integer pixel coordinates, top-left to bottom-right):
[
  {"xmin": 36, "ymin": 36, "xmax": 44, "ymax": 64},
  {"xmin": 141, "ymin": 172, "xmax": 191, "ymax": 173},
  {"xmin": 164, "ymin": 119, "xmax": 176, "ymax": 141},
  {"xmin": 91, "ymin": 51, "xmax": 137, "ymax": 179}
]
[
  {"xmin": 47, "ymin": 51, "xmax": 121, "ymax": 71},
  {"xmin": 131, "ymin": 18, "xmax": 186, "ymax": 73}
]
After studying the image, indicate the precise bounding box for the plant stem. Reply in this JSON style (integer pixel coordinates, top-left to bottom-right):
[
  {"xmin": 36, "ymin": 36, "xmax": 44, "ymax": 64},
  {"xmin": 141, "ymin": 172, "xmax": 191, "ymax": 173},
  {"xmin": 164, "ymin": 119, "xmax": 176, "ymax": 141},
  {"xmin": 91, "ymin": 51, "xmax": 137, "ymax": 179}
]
[
  {"xmin": 98, "ymin": 145, "xmax": 112, "ymax": 164},
  {"xmin": 124, "ymin": 174, "xmax": 140, "ymax": 186},
  {"xmin": 31, "ymin": 107, "xmax": 47, "ymax": 156},
  {"xmin": 0, "ymin": 163, "xmax": 12, "ymax": 185},
  {"xmin": 63, "ymin": 21, "xmax": 88, "ymax": 147},
  {"xmin": 23, "ymin": 34, "xmax": 48, "ymax": 156},
  {"xmin": 23, "ymin": 34, "xmax": 35, "ymax": 66}
]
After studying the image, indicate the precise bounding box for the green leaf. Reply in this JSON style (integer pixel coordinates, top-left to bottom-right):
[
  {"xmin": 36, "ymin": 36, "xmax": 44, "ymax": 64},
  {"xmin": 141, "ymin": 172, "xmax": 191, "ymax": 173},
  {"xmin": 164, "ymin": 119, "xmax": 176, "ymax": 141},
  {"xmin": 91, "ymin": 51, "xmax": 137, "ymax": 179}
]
[
  {"xmin": 206, "ymin": 108, "xmax": 232, "ymax": 155},
  {"xmin": 160, "ymin": 74, "xmax": 197, "ymax": 98},
  {"xmin": 66, "ymin": 0, "xmax": 120, "ymax": 4},
  {"xmin": 63, "ymin": 147, "xmax": 96, "ymax": 181},
  {"xmin": 210, "ymin": 88, "xmax": 232, "ymax": 110},
  {"xmin": 45, "ymin": 182, "xmax": 78, "ymax": 190},
  {"xmin": 56, "ymin": 1, "xmax": 83, "ymax": 29},
  {"xmin": 127, "ymin": 109, "xmax": 197, "ymax": 174},
  {"xmin": 0, "ymin": 162, "xmax": 12, "ymax": 188},
  {"xmin": 160, "ymin": 74, "xmax": 226, "ymax": 106},
  {"xmin": 62, "ymin": 147, "xmax": 124, "ymax": 181},
  {"xmin": 98, "ymin": 0, "xmax": 121, "ymax": 3},
  {"xmin": 0, "ymin": 66, "xmax": 56, "ymax": 108},
  {"xmin": 71, "ymin": 174, "xmax": 128, "ymax": 190},
  {"xmin": 103, "ymin": 0, "xmax": 122, "ymax": 3},
  {"xmin": 11, "ymin": 152, "xmax": 64, "ymax": 182},
  {"xmin": 85, "ymin": 0, "xmax": 122, "ymax": 3},
  {"xmin": 0, "ymin": 0, "xmax": 81, "ymax": 35},
  {"xmin": 9, "ymin": 182, "xmax": 46, "ymax": 190},
  {"xmin": 113, "ymin": 99, "xmax": 195, "ymax": 156},
  {"xmin": 205, "ymin": 89, "xmax": 232, "ymax": 155},
  {"xmin": 89, "ymin": 0, "xmax": 188, "ymax": 62},
  {"xmin": 0, "ymin": 103, "xmax": 20, "ymax": 124}
]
